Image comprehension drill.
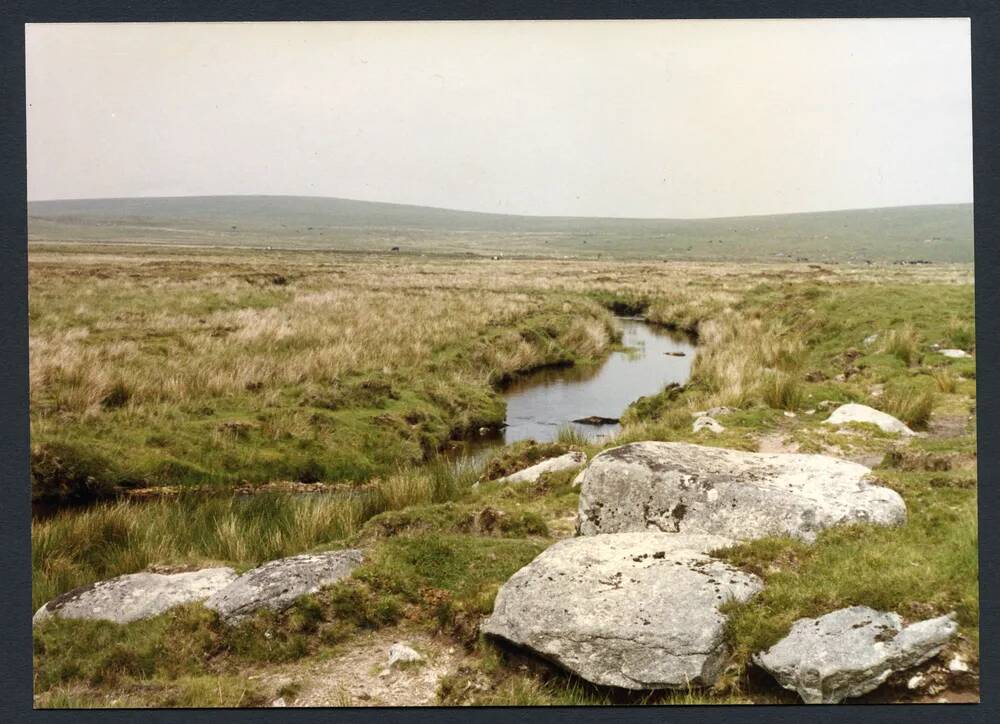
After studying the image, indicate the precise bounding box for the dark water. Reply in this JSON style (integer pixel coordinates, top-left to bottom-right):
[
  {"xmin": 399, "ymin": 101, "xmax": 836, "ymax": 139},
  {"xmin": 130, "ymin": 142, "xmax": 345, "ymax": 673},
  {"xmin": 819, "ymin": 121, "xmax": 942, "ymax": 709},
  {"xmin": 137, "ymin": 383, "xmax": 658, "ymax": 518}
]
[
  {"xmin": 502, "ymin": 317, "xmax": 695, "ymax": 443},
  {"xmin": 450, "ymin": 317, "xmax": 695, "ymax": 461}
]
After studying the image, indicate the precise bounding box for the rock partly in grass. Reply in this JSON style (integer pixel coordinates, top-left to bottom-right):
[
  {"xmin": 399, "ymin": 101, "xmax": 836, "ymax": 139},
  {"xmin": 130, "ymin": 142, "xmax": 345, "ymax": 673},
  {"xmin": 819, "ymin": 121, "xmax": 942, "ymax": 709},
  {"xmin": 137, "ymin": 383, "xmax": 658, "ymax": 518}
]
[
  {"xmin": 482, "ymin": 532, "xmax": 762, "ymax": 690},
  {"xmin": 33, "ymin": 567, "xmax": 237, "ymax": 626},
  {"xmin": 388, "ymin": 643, "xmax": 423, "ymax": 667},
  {"xmin": 205, "ymin": 550, "xmax": 363, "ymax": 623},
  {"xmin": 496, "ymin": 451, "xmax": 587, "ymax": 484},
  {"xmin": 575, "ymin": 442, "xmax": 905, "ymax": 542},
  {"xmin": 690, "ymin": 406, "xmax": 734, "ymax": 418},
  {"xmin": 692, "ymin": 415, "xmax": 725, "ymax": 434},
  {"xmin": 940, "ymin": 349, "xmax": 971, "ymax": 359},
  {"xmin": 753, "ymin": 606, "xmax": 958, "ymax": 703},
  {"xmin": 824, "ymin": 403, "xmax": 915, "ymax": 435}
]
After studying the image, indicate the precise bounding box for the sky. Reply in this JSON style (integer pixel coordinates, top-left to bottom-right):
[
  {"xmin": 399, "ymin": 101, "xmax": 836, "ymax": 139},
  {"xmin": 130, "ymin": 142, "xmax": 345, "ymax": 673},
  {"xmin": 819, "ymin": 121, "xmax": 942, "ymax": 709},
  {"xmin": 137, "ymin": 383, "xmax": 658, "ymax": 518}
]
[{"xmin": 25, "ymin": 19, "xmax": 972, "ymax": 218}]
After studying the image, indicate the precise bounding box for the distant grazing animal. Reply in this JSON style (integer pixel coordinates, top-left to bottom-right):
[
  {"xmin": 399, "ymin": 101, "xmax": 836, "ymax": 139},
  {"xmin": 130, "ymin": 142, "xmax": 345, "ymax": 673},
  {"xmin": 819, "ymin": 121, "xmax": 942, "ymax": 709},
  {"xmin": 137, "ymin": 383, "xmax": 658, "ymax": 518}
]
[{"xmin": 390, "ymin": 246, "xmax": 400, "ymax": 252}]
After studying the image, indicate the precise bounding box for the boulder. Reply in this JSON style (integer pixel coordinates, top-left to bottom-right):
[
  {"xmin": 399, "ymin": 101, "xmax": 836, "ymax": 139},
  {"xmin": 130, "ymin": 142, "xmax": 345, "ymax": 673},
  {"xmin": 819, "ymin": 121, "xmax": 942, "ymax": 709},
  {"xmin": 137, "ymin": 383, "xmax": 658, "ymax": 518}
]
[
  {"xmin": 497, "ymin": 451, "xmax": 587, "ymax": 484},
  {"xmin": 753, "ymin": 606, "xmax": 957, "ymax": 703},
  {"xmin": 940, "ymin": 349, "xmax": 970, "ymax": 359},
  {"xmin": 33, "ymin": 567, "xmax": 237, "ymax": 626},
  {"xmin": 824, "ymin": 403, "xmax": 914, "ymax": 436},
  {"xmin": 481, "ymin": 532, "xmax": 762, "ymax": 689},
  {"xmin": 575, "ymin": 442, "xmax": 905, "ymax": 541},
  {"xmin": 205, "ymin": 549, "xmax": 363, "ymax": 623},
  {"xmin": 692, "ymin": 416, "xmax": 725, "ymax": 434}
]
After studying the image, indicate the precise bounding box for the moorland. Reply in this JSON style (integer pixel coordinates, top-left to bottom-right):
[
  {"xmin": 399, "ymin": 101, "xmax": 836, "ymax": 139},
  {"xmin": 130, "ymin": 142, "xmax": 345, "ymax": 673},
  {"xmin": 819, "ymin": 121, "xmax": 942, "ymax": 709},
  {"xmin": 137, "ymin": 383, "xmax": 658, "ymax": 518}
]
[{"xmin": 27, "ymin": 198, "xmax": 977, "ymax": 706}]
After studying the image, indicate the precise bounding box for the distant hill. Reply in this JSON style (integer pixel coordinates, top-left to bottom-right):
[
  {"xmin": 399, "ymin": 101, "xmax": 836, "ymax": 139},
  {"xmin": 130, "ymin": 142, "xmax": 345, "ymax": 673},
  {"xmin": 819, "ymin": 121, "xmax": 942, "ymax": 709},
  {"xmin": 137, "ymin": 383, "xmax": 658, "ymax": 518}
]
[{"xmin": 27, "ymin": 196, "xmax": 974, "ymax": 262}]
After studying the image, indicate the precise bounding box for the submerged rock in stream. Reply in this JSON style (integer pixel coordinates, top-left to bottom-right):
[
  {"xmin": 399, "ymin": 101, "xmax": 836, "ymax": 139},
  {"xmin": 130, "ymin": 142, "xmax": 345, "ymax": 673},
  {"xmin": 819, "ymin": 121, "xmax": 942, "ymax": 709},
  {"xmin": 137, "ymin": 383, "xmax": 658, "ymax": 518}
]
[
  {"xmin": 572, "ymin": 416, "xmax": 620, "ymax": 426},
  {"xmin": 481, "ymin": 532, "xmax": 762, "ymax": 689},
  {"xmin": 574, "ymin": 442, "xmax": 905, "ymax": 541}
]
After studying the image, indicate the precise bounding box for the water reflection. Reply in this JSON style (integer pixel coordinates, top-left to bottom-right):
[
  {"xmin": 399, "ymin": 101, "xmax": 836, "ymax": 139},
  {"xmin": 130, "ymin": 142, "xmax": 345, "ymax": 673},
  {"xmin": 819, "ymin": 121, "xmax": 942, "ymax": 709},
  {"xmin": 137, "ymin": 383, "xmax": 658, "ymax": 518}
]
[{"xmin": 450, "ymin": 317, "xmax": 695, "ymax": 459}]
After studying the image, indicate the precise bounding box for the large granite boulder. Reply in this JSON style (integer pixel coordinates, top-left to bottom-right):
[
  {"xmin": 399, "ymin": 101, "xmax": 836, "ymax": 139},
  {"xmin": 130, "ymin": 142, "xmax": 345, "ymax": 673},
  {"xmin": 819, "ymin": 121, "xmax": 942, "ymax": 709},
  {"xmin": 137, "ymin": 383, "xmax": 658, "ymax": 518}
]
[
  {"xmin": 33, "ymin": 567, "xmax": 237, "ymax": 626},
  {"xmin": 754, "ymin": 606, "xmax": 957, "ymax": 703},
  {"xmin": 575, "ymin": 442, "xmax": 905, "ymax": 541},
  {"xmin": 205, "ymin": 549, "xmax": 363, "ymax": 623},
  {"xmin": 824, "ymin": 403, "xmax": 915, "ymax": 435},
  {"xmin": 497, "ymin": 452, "xmax": 587, "ymax": 484},
  {"xmin": 481, "ymin": 532, "xmax": 762, "ymax": 689}
]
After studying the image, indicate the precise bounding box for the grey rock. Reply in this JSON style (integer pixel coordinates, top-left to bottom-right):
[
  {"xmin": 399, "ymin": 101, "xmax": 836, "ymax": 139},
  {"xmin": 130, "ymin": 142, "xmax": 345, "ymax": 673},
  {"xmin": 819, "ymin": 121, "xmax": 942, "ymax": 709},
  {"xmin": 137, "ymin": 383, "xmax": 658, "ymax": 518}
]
[
  {"xmin": 824, "ymin": 403, "xmax": 915, "ymax": 436},
  {"xmin": 692, "ymin": 416, "xmax": 725, "ymax": 434},
  {"xmin": 388, "ymin": 643, "xmax": 423, "ymax": 667},
  {"xmin": 206, "ymin": 549, "xmax": 363, "ymax": 623},
  {"xmin": 754, "ymin": 606, "xmax": 957, "ymax": 703},
  {"xmin": 575, "ymin": 442, "xmax": 905, "ymax": 542},
  {"xmin": 497, "ymin": 451, "xmax": 587, "ymax": 484},
  {"xmin": 482, "ymin": 532, "xmax": 762, "ymax": 689},
  {"xmin": 940, "ymin": 348, "xmax": 970, "ymax": 359},
  {"xmin": 33, "ymin": 567, "xmax": 237, "ymax": 626},
  {"xmin": 691, "ymin": 406, "xmax": 734, "ymax": 419}
]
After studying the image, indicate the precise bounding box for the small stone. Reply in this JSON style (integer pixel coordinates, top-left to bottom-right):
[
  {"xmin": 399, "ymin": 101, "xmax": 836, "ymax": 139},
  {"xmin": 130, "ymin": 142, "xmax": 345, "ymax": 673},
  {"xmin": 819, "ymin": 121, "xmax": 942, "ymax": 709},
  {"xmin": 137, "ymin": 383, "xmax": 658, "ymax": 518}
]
[
  {"xmin": 824, "ymin": 403, "xmax": 915, "ymax": 436},
  {"xmin": 271, "ymin": 698, "xmax": 287, "ymax": 707},
  {"xmin": 947, "ymin": 655, "xmax": 970, "ymax": 673},
  {"xmin": 783, "ymin": 411, "xmax": 797, "ymax": 418},
  {"xmin": 388, "ymin": 643, "xmax": 423, "ymax": 667},
  {"xmin": 907, "ymin": 674, "xmax": 925, "ymax": 690},
  {"xmin": 692, "ymin": 415, "xmax": 725, "ymax": 434},
  {"xmin": 940, "ymin": 349, "xmax": 970, "ymax": 359},
  {"xmin": 498, "ymin": 451, "xmax": 587, "ymax": 484}
]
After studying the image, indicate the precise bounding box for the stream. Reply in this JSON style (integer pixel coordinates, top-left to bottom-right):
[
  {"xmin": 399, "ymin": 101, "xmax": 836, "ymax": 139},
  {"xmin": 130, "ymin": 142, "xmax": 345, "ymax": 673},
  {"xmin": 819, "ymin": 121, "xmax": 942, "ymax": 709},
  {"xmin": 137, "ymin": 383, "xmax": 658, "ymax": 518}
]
[{"xmin": 449, "ymin": 316, "xmax": 696, "ymax": 459}]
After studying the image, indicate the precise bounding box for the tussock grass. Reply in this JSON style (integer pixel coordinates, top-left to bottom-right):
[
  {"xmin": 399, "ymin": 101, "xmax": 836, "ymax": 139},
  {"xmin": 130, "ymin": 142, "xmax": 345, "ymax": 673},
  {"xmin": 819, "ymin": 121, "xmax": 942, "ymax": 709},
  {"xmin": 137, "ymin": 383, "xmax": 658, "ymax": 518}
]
[
  {"xmin": 932, "ymin": 368, "xmax": 958, "ymax": 393},
  {"xmin": 947, "ymin": 317, "xmax": 975, "ymax": 349},
  {"xmin": 32, "ymin": 460, "xmax": 479, "ymax": 612},
  {"xmin": 759, "ymin": 370, "xmax": 802, "ymax": 411},
  {"xmin": 882, "ymin": 383, "xmax": 937, "ymax": 429},
  {"xmin": 882, "ymin": 324, "xmax": 920, "ymax": 366}
]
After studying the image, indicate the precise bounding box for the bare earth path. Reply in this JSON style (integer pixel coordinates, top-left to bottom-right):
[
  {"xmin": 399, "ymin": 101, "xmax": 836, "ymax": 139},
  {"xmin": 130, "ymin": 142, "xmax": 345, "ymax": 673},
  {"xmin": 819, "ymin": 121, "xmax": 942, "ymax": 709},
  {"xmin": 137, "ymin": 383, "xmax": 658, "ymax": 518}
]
[{"xmin": 246, "ymin": 626, "xmax": 473, "ymax": 707}]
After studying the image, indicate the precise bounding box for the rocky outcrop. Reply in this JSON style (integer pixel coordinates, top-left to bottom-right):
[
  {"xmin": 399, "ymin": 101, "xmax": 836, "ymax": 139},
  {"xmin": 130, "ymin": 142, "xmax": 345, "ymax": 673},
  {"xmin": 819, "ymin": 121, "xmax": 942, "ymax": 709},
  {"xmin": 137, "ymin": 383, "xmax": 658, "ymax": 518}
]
[
  {"xmin": 497, "ymin": 451, "xmax": 587, "ymax": 484},
  {"xmin": 824, "ymin": 403, "xmax": 915, "ymax": 435},
  {"xmin": 205, "ymin": 550, "xmax": 363, "ymax": 623},
  {"xmin": 33, "ymin": 567, "xmax": 237, "ymax": 626},
  {"xmin": 481, "ymin": 532, "xmax": 762, "ymax": 689},
  {"xmin": 754, "ymin": 606, "xmax": 958, "ymax": 703},
  {"xmin": 575, "ymin": 442, "xmax": 905, "ymax": 541}
]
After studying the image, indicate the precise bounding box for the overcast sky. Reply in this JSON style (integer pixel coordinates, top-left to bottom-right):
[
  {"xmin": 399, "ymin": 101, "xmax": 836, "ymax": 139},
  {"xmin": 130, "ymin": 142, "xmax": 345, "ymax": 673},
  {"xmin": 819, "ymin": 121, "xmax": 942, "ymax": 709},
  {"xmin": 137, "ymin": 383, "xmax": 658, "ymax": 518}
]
[{"xmin": 26, "ymin": 19, "xmax": 972, "ymax": 218}]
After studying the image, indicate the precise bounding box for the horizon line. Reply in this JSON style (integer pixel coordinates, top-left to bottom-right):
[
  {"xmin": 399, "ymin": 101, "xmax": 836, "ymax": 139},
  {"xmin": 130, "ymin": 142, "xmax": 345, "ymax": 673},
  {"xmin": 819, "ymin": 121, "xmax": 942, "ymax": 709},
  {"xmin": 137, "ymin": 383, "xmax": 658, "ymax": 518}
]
[{"xmin": 25, "ymin": 193, "xmax": 975, "ymax": 223}]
